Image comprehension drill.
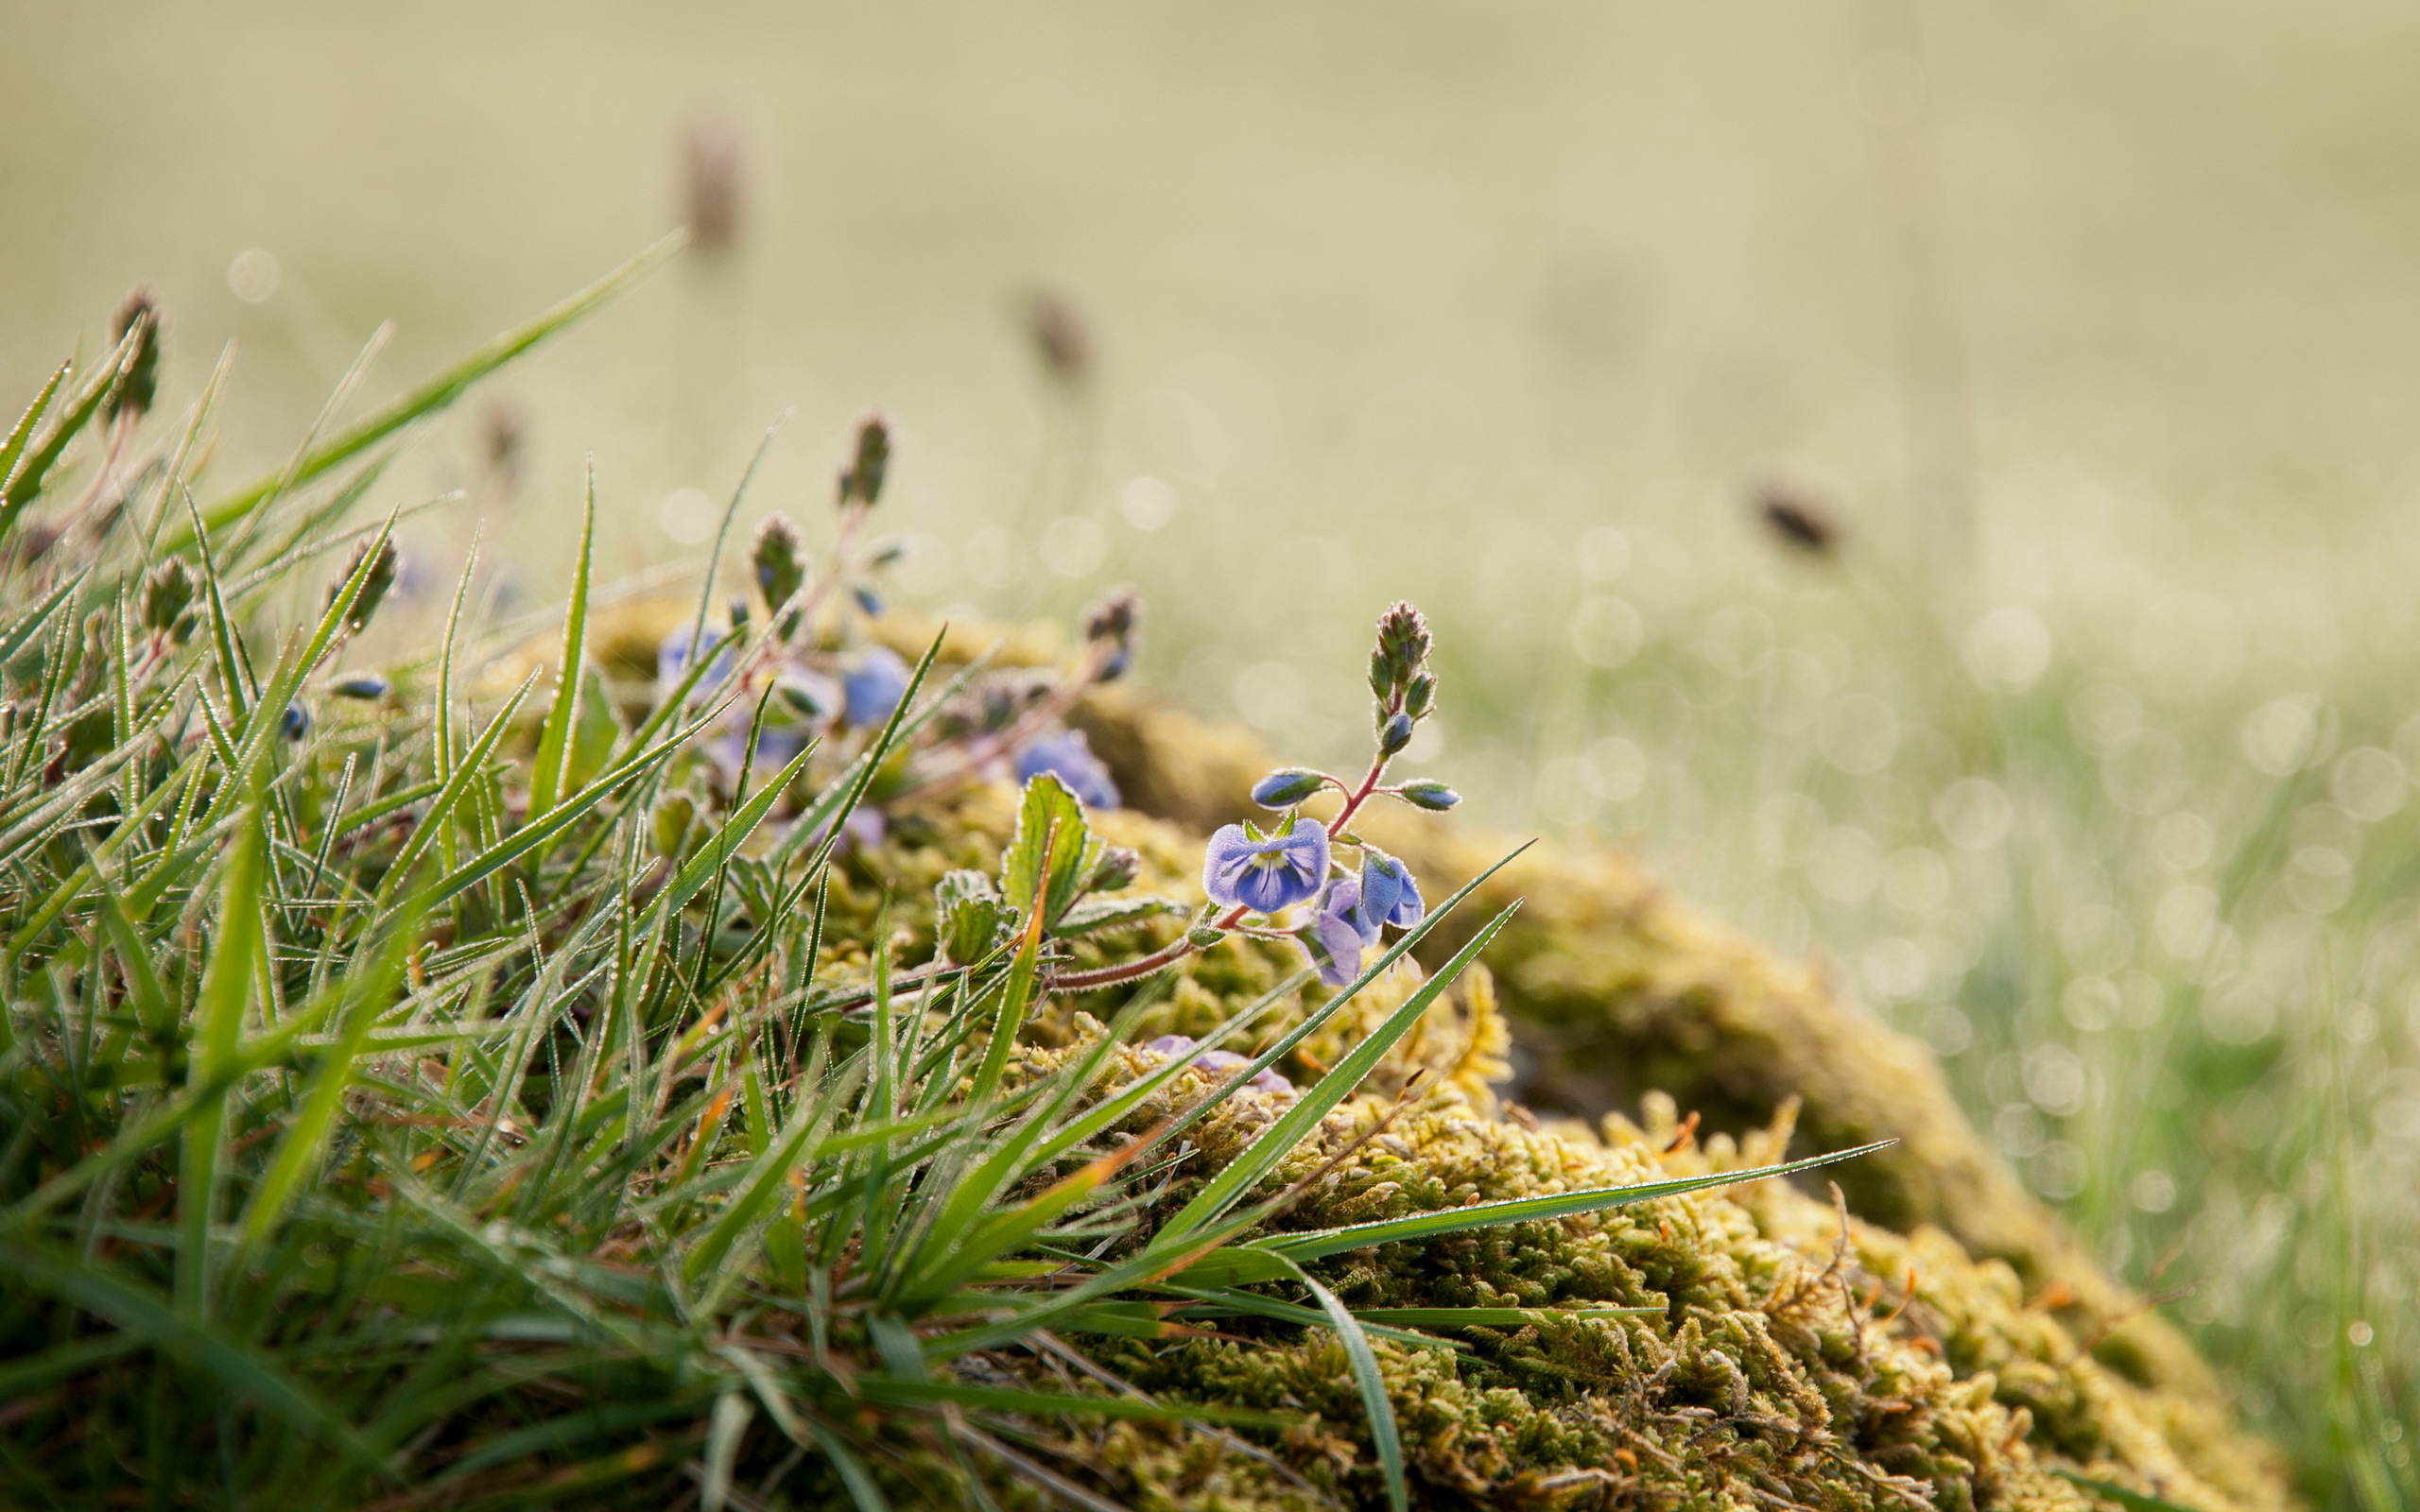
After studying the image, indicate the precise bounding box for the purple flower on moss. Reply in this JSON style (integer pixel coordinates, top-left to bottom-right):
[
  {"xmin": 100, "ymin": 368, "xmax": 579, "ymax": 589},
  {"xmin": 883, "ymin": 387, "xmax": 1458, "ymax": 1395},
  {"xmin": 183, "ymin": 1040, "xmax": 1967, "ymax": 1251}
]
[
  {"xmin": 841, "ymin": 645, "xmax": 911, "ymax": 727},
  {"xmin": 1305, "ymin": 875, "xmax": 1378, "ymax": 988},
  {"xmin": 1356, "ymin": 848, "xmax": 1424, "ymax": 935},
  {"xmin": 1201, "ymin": 815, "xmax": 1330, "ymax": 914},
  {"xmin": 1016, "ymin": 727, "xmax": 1120, "ymax": 810}
]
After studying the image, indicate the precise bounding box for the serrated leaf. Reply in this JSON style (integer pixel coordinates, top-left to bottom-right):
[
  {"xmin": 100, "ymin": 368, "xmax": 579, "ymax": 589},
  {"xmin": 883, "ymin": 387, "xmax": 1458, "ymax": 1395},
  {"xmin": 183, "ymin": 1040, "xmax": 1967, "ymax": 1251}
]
[{"xmin": 1000, "ymin": 773, "xmax": 1100, "ymax": 927}]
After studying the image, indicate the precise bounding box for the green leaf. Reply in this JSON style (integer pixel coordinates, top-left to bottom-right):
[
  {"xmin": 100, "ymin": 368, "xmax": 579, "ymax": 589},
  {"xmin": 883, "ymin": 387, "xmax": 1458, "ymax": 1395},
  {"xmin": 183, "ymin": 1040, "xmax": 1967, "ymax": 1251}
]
[
  {"xmin": 179, "ymin": 799, "xmax": 268, "ymax": 1322},
  {"xmin": 1256, "ymin": 1139, "xmax": 1897, "ymax": 1263},
  {"xmin": 999, "ymin": 772, "xmax": 1100, "ymax": 927},
  {"xmin": 0, "ymin": 359, "xmax": 68, "ymax": 489},
  {"xmin": 0, "ymin": 317, "xmax": 148, "ymax": 522}
]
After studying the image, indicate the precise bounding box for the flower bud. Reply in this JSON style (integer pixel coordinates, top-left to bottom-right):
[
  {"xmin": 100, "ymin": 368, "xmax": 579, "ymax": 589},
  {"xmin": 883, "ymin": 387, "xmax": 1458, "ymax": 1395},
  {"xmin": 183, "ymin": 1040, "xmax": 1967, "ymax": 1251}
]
[
  {"xmin": 105, "ymin": 287, "xmax": 163, "ymax": 423},
  {"xmin": 751, "ymin": 512, "xmax": 807, "ymax": 612},
  {"xmin": 838, "ymin": 411, "xmax": 890, "ymax": 506},
  {"xmin": 331, "ymin": 674, "xmax": 390, "ymax": 701},
  {"xmin": 1081, "ymin": 586, "xmax": 1142, "ymax": 682},
  {"xmin": 1404, "ymin": 671, "xmax": 1436, "ymax": 719},
  {"xmin": 1377, "ymin": 711, "xmax": 1414, "ymax": 757},
  {"xmin": 1250, "ymin": 767, "xmax": 1324, "ymax": 808},
  {"xmin": 728, "ymin": 595, "xmax": 752, "ymax": 638},
  {"xmin": 852, "ymin": 585, "xmax": 885, "ymax": 618},
  {"xmin": 1090, "ymin": 845, "xmax": 1140, "ymax": 893},
  {"xmin": 1397, "ymin": 779, "xmax": 1461, "ymax": 812},
  {"xmin": 280, "ymin": 702, "xmax": 310, "ymax": 741},
  {"xmin": 140, "ymin": 559, "xmax": 194, "ymax": 635},
  {"xmin": 329, "ymin": 538, "xmax": 399, "ymax": 633}
]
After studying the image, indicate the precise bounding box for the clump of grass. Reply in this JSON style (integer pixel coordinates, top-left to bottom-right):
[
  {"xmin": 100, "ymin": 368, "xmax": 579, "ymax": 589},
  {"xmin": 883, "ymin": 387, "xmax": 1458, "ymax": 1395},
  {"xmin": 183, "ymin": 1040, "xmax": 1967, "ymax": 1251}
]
[{"xmin": 15, "ymin": 238, "xmax": 2356, "ymax": 1512}]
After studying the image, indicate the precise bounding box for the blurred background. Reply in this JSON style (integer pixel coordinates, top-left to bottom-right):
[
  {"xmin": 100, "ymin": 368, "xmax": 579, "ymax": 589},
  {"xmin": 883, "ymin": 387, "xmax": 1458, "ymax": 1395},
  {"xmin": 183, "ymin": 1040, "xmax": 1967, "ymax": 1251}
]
[{"xmin": 6, "ymin": 0, "xmax": 2416, "ymax": 1494}]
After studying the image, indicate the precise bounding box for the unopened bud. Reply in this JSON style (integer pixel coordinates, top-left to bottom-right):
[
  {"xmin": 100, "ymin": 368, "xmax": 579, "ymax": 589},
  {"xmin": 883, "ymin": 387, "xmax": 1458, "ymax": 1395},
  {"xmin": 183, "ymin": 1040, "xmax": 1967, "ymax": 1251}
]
[
  {"xmin": 105, "ymin": 287, "xmax": 163, "ymax": 423},
  {"xmin": 140, "ymin": 559, "xmax": 194, "ymax": 635},
  {"xmin": 1404, "ymin": 671, "xmax": 1437, "ymax": 719},
  {"xmin": 280, "ymin": 702, "xmax": 310, "ymax": 741},
  {"xmin": 1754, "ymin": 480, "xmax": 1840, "ymax": 557},
  {"xmin": 1377, "ymin": 711, "xmax": 1414, "ymax": 757},
  {"xmin": 1090, "ymin": 846, "xmax": 1140, "ymax": 893},
  {"xmin": 838, "ymin": 412, "xmax": 890, "ymax": 506},
  {"xmin": 329, "ymin": 538, "xmax": 399, "ymax": 633},
  {"xmin": 1397, "ymin": 779, "xmax": 1461, "ymax": 812},
  {"xmin": 1250, "ymin": 768, "xmax": 1324, "ymax": 808},
  {"xmin": 1081, "ymin": 586, "xmax": 1142, "ymax": 682},
  {"xmin": 331, "ymin": 674, "xmax": 391, "ymax": 701},
  {"xmin": 751, "ymin": 513, "xmax": 807, "ymax": 612}
]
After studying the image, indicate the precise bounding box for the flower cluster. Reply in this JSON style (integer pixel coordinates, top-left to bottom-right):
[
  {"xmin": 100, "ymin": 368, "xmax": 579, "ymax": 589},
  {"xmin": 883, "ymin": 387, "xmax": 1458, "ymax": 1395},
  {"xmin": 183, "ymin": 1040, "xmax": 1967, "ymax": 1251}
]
[
  {"xmin": 1196, "ymin": 602, "xmax": 1458, "ymax": 988},
  {"xmin": 644, "ymin": 415, "xmax": 1142, "ymax": 841}
]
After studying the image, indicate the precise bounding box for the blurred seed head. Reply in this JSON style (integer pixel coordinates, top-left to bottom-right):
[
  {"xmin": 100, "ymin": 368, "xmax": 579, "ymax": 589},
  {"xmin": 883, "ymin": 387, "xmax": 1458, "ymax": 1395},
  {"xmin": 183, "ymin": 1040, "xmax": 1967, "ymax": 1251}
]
[
  {"xmin": 682, "ymin": 117, "xmax": 746, "ymax": 256},
  {"xmin": 1024, "ymin": 286, "xmax": 1093, "ymax": 390},
  {"xmin": 140, "ymin": 559, "xmax": 195, "ymax": 637},
  {"xmin": 838, "ymin": 411, "xmax": 891, "ymax": 507},
  {"xmin": 1754, "ymin": 478, "xmax": 1841, "ymax": 557},
  {"xmin": 480, "ymin": 399, "xmax": 527, "ymax": 495},
  {"xmin": 1081, "ymin": 585, "xmax": 1142, "ymax": 681},
  {"xmin": 330, "ymin": 538, "xmax": 400, "ymax": 633},
  {"xmin": 105, "ymin": 286, "xmax": 164, "ymax": 423}
]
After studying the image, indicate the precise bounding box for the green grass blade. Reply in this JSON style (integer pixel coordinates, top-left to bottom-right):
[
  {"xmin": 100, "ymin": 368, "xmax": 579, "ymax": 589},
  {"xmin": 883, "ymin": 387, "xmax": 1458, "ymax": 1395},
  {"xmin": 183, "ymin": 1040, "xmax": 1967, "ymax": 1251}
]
[
  {"xmin": 1347, "ymin": 1306, "xmax": 1658, "ymax": 1326},
  {"xmin": 1258, "ymin": 1139, "xmax": 1898, "ymax": 1263},
  {"xmin": 1156, "ymin": 900, "xmax": 1522, "ymax": 1246},
  {"xmin": 178, "ymin": 799, "xmax": 268, "ymax": 1323},
  {"xmin": 2051, "ymin": 1469, "xmax": 2206, "ymax": 1512},
  {"xmin": 527, "ymin": 461, "xmax": 596, "ymax": 821},
  {"xmin": 373, "ymin": 670, "xmax": 539, "ymax": 902},
  {"xmin": 1299, "ymin": 1270, "xmax": 1407, "ymax": 1512},
  {"xmin": 0, "ymin": 1238, "xmax": 392, "ymax": 1477},
  {"xmin": 185, "ymin": 232, "xmax": 684, "ymax": 542},
  {"xmin": 0, "ymin": 317, "xmax": 147, "ymax": 519},
  {"xmin": 0, "ymin": 358, "xmax": 68, "ymax": 488},
  {"xmin": 808, "ymin": 1423, "xmax": 891, "ymax": 1512},
  {"xmin": 855, "ymin": 1376, "xmax": 1288, "ymax": 1429}
]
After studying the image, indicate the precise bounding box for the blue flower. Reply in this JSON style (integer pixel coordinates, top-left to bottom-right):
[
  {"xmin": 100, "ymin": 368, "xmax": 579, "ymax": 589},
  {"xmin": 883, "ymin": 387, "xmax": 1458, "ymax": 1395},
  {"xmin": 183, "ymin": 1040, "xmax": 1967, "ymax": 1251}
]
[
  {"xmin": 841, "ymin": 645, "xmax": 911, "ymax": 727},
  {"xmin": 1201, "ymin": 815, "xmax": 1329, "ymax": 914},
  {"xmin": 280, "ymin": 702, "xmax": 310, "ymax": 741},
  {"xmin": 1356, "ymin": 847, "xmax": 1424, "ymax": 935},
  {"xmin": 657, "ymin": 625, "xmax": 735, "ymax": 690},
  {"xmin": 1016, "ymin": 727, "xmax": 1120, "ymax": 810},
  {"xmin": 1305, "ymin": 875, "xmax": 1376, "ymax": 988}
]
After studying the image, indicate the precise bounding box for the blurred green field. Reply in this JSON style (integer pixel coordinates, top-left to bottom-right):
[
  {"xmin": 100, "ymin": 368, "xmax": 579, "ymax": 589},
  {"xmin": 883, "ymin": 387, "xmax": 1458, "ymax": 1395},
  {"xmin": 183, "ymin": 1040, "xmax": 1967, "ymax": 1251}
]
[{"xmin": 6, "ymin": 0, "xmax": 2418, "ymax": 1497}]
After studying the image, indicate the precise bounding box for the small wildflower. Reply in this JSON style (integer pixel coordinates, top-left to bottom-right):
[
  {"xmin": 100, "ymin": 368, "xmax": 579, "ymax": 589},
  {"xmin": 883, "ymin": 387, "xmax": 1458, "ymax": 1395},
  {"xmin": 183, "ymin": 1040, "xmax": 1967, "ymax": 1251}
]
[
  {"xmin": 1356, "ymin": 847, "xmax": 1424, "ymax": 934},
  {"xmin": 838, "ymin": 412, "xmax": 890, "ymax": 507},
  {"xmin": 280, "ymin": 702, "xmax": 310, "ymax": 741},
  {"xmin": 331, "ymin": 674, "xmax": 390, "ymax": 701},
  {"xmin": 1080, "ymin": 586, "xmax": 1142, "ymax": 681},
  {"xmin": 1305, "ymin": 875, "xmax": 1375, "ymax": 988},
  {"xmin": 1201, "ymin": 815, "xmax": 1329, "ymax": 914},
  {"xmin": 751, "ymin": 513, "xmax": 807, "ymax": 613},
  {"xmin": 1396, "ymin": 778, "xmax": 1461, "ymax": 811},
  {"xmin": 329, "ymin": 538, "xmax": 399, "ymax": 633},
  {"xmin": 1190, "ymin": 1048, "xmax": 1293, "ymax": 1095},
  {"xmin": 105, "ymin": 287, "xmax": 163, "ymax": 423},
  {"xmin": 1015, "ymin": 727, "xmax": 1119, "ymax": 810},
  {"xmin": 1251, "ymin": 767, "xmax": 1325, "ymax": 808},
  {"xmin": 840, "ymin": 644, "xmax": 911, "ymax": 727}
]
